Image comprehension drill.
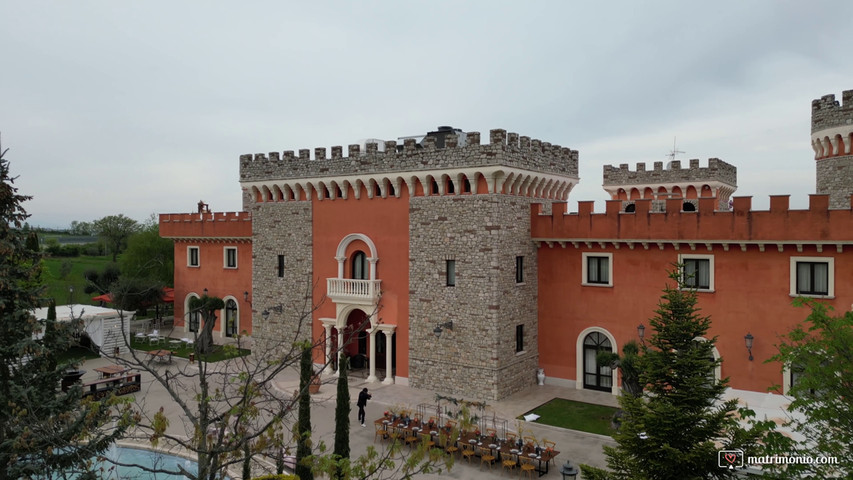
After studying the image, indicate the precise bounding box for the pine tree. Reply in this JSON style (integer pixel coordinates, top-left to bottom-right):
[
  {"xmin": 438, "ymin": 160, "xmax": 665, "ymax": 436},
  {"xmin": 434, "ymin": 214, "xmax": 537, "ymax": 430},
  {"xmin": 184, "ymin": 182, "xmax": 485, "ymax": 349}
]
[
  {"xmin": 295, "ymin": 342, "xmax": 315, "ymax": 480},
  {"xmin": 0, "ymin": 143, "xmax": 128, "ymax": 479},
  {"xmin": 333, "ymin": 354, "xmax": 350, "ymax": 478},
  {"xmin": 582, "ymin": 268, "xmax": 781, "ymax": 480}
]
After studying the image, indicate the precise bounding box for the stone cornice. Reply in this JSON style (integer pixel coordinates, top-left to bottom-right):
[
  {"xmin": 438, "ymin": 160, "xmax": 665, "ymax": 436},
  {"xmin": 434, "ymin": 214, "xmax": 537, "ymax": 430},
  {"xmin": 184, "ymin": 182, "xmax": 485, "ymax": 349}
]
[{"xmin": 533, "ymin": 237, "xmax": 851, "ymax": 253}]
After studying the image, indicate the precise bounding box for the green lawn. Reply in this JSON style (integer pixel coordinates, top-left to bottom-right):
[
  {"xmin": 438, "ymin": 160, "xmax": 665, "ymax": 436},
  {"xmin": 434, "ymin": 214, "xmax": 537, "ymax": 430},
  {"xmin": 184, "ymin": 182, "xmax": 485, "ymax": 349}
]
[
  {"xmin": 42, "ymin": 255, "xmax": 114, "ymax": 305},
  {"xmin": 56, "ymin": 345, "xmax": 101, "ymax": 364},
  {"xmin": 129, "ymin": 335, "xmax": 250, "ymax": 363},
  {"xmin": 523, "ymin": 398, "xmax": 618, "ymax": 436}
]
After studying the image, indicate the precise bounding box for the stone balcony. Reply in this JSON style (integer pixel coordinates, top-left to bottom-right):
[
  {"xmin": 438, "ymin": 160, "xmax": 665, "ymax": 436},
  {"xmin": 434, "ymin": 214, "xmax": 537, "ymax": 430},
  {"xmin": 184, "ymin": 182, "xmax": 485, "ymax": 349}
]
[{"xmin": 326, "ymin": 278, "xmax": 381, "ymax": 305}]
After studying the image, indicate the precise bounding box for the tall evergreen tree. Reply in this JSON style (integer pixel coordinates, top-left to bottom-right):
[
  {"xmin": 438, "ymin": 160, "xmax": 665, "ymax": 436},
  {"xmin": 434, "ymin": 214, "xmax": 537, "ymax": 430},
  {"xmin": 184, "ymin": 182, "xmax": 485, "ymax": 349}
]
[
  {"xmin": 333, "ymin": 354, "xmax": 351, "ymax": 478},
  {"xmin": 295, "ymin": 342, "xmax": 315, "ymax": 480},
  {"xmin": 0, "ymin": 143, "xmax": 129, "ymax": 479},
  {"xmin": 582, "ymin": 268, "xmax": 781, "ymax": 480}
]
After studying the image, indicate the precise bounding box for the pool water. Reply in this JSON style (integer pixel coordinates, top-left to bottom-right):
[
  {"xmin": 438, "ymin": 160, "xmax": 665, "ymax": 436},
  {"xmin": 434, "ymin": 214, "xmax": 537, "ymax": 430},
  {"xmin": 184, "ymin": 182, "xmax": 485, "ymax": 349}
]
[{"xmin": 98, "ymin": 446, "xmax": 198, "ymax": 479}]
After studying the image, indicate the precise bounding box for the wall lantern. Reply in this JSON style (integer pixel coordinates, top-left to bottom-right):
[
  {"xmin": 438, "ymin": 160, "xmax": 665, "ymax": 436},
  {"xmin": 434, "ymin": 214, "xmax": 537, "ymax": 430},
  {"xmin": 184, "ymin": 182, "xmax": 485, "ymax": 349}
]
[
  {"xmin": 243, "ymin": 291, "xmax": 250, "ymax": 303},
  {"xmin": 203, "ymin": 288, "xmax": 208, "ymax": 296},
  {"xmin": 559, "ymin": 459, "xmax": 579, "ymax": 479},
  {"xmin": 433, "ymin": 321, "xmax": 453, "ymax": 339},
  {"xmin": 744, "ymin": 332, "xmax": 754, "ymax": 361},
  {"xmin": 637, "ymin": 323, "xmax": 646, "ymax": 342}
]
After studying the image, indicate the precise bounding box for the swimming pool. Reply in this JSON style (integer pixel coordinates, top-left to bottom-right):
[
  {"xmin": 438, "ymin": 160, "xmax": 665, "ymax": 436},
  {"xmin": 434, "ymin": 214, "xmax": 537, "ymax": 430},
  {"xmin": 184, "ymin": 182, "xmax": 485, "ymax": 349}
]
[{"xmin": 98, "ymin": 446, "xmax": 198, "ymax": 479}]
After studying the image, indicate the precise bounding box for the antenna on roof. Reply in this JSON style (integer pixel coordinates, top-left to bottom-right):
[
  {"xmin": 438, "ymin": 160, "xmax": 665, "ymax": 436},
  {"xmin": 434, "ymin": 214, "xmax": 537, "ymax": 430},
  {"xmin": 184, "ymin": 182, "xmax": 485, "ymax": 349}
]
[{"xmin": 665, "ymin": 137, "xmax": 685, "ymax": 163}]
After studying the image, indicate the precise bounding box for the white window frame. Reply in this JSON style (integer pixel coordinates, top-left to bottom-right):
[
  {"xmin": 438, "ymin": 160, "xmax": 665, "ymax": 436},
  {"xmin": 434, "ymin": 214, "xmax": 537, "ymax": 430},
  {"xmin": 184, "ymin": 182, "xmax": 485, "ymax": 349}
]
[
  {"xmin": 187, "ymin": 246, "xmax": 200, "ymax": 268},
  {"xmin": 790, "ymin": 256, "xmax": 834, "ymax": 298},
  {"xmin": 582, "ymin": 252, "xmax": 613, "ymax": 287},
  {"xmin": 678, "ymin": 254, "xmax": 715, "ymax": 292},
  {"xmin": 224, "ymin": 246, "xmax": 238, "ymax": 269}
]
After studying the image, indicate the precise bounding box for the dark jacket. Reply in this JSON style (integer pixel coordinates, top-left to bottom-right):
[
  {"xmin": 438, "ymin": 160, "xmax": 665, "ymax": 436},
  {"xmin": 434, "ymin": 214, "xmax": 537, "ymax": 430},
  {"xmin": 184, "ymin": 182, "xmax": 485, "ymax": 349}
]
[{"xmin": 357, "ymin": 390, "xmax": 371, "ymax": 407}]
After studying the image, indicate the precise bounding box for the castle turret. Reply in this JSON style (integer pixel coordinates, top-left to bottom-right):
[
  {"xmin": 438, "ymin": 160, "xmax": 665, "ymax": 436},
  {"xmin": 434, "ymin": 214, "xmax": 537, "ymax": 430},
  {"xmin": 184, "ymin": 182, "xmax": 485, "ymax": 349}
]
[
  {"xmin": 602, "ymin": 158, "xmax": 737, "ymax": 212},
  {"xmin": 812, "ymin": 89, "xmax": 853, "ymax": 208}
]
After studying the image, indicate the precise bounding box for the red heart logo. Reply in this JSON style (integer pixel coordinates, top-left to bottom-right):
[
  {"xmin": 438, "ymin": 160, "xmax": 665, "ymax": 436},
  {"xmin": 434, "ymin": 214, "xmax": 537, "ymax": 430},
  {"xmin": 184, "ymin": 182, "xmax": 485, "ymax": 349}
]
[{"xmin": 724, "ymin": 453, "xmax": 737, "ymax": 464}]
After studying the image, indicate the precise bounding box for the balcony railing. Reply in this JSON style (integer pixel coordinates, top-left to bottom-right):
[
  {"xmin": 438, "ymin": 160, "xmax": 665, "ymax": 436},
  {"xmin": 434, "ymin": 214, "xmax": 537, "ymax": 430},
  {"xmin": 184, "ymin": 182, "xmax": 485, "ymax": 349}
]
[{"xmin": 326, "ymin": 278, "xmax": 381, "ymax": 304}]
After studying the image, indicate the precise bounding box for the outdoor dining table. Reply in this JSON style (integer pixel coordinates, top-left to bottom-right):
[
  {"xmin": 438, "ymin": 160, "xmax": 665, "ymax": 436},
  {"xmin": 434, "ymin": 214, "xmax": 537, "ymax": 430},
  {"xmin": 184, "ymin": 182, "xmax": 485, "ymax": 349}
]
[
  {"xmin": 471, "ymin": 436, "xmax": 559, "ymax": 477},
  {"xmin": 146, "ymin": 349, "xmax": 173, "ymax": 364},
  {"xmin": 93, "ymin": 364, "xmax": 129, "ymax": 379}
]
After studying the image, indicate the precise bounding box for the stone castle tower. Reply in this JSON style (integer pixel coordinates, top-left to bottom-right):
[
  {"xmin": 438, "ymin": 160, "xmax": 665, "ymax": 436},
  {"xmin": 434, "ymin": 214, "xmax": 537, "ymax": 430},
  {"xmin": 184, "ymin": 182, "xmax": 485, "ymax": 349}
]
[
  {"xmin": 238, "ymin": 127, "xmax": 578, "ymax": 400},
  {"xmin": 602, "ymin": 158, "xmax": 737, "ymax": 212},
  {"xmin": 812, "ymin": 89, "xmax": 853, "ymax": 208}
]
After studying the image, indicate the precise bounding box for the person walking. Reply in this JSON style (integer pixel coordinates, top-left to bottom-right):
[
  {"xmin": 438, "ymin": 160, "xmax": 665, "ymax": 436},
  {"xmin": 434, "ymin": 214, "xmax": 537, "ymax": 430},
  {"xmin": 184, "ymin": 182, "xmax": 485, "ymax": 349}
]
[{"xmin": 356, "ymin": 387, "xmax": 371, "ymax": 427}]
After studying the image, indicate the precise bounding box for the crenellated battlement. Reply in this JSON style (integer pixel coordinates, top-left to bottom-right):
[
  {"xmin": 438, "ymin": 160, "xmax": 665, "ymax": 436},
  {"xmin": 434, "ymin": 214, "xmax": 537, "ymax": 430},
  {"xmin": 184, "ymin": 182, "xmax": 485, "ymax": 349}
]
[
  {"xmin": 531, "ymin": 194, "xmax": 853, "ymax": 247},
  {"xmin": 159, "ymin": 211, "xmax": 252, "ymax": 239},
  {"xmin": 239, "ymin": 128, "xmax": 579, "ymax": 183},
  {"xmin": 602, "ymin": 158, "xmax": 737, "ymax": 187},
  {"xmin": 811, "ymin": 89, "xmax": 853, "ymax": 134}
]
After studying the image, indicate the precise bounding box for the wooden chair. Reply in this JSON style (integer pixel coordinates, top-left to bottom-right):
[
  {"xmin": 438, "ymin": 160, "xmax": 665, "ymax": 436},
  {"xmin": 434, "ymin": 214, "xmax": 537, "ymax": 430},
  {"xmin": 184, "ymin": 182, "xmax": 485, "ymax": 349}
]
[
  {"xmin": 519, "ymin": 455, "xmax": 536, "ymax": 478},
  {"xmin": 439, "ymin": 433, "xmax": 458, "ymax": 458},
  {"xmin": 419, "ymin": 432, "xmax": 435, "ymax": 450},
  {"xmin": 501, "ymin": 452, "xmax": 517, "ymax": 476},
  {"xmin": 404, "ymin": 428, "xmax": 419, "ymax": 448},
  {"xmin": 478, "ymin": 446, "xmax": 495, "ymax": 470},
  {"xmin": 523, "ymin": 435, "xmax": 536, "ymax": 447},
  {"xmin": 373, "ymin": 421, "xmax": 389, "ymax": 443},
  {"xmin": 460, "ymin": 443, "xmax": 476, "ymax": 463},
  {"xmin": 485, "ymin": 427, "xmax": 497, "ymax": 439},
  {"xmin": 505, "ymin": 432, "xmax": 517, "ymax": 445},
  {"xmin": 542, "ymin": 439, "xmax": 556, "ymax": 466}
]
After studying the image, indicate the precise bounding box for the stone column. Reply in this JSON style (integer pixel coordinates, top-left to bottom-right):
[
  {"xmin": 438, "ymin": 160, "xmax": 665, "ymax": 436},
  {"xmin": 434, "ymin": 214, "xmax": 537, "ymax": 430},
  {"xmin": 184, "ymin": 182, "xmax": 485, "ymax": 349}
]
[
  {"xmin": 335, "ymin": 256, "xmax": 346, "ymax": 279},
  {"xmin": 382, "ymin": 330, "xmax": 394, "ymax": 385},
  {"xmin": 366, "ymin": 328, "xmax": 378, "ymax": 383},
  {"xmin": 368, "ymin": 258, "xmax": 378, "ymax": 281},
  {"xmin": 323, "ymin": 324, "xmax": 333, "ymax": 374}
]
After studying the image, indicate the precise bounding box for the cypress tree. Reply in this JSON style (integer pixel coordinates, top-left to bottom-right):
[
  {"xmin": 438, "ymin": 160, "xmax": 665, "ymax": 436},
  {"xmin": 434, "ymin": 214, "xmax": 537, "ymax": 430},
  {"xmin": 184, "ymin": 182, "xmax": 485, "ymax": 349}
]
[
  {"xmin": 333, "ymin": 354, "xmax": 350, "ymax": 478},
  {"xmin": 295, "ymin": 342, "xmax": 314, "ymax": 480}
]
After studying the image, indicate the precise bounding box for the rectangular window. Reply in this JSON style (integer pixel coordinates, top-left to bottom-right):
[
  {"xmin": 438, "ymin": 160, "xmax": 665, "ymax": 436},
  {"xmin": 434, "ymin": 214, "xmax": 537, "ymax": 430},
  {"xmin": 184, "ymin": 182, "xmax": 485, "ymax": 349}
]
[
  {"xmin": 790, "ymin": 257, "xmax": 834, "ymax": 298},
  {"xmin": 683, "ymin": 259, "xmax": 710, "ymax": 289},
  {"xmin": 515, "ymin": 256, "xmax": 524, "ymax": 283},
  {"xmin": 446, "ymin": 260, "xmax": 456, "ymax": 287},
  {"xmin": 515, "ymin": 324, "xmax": 524, "ymax": 353},
  {"xmin": 189, "ymin": 311, "xmax": 200, "ymax": 332},
  {"xmin": 582, "ymin": 252, "xmax": 613, "ymax": 287},
  {"xmin": 224, "ymin": 247, "xmax": 237, "ymax": 269},
  {"xmin": 796, "ymin": 261, "xmax": 829, "ymax": 295},
  {"xmin": 678, "ymin": 254, "xmax": 714, "ymax": 291},
  {"xmin": 188, "ymin": 246, "xmax": 200, "ymax": 267},
  {"xmin": 277, "ymin": 255, "xmax": 285, "ymax": 278},
  {"xmin": 587, "ymin": 256, "xmax": 610, "ymax": 284}
]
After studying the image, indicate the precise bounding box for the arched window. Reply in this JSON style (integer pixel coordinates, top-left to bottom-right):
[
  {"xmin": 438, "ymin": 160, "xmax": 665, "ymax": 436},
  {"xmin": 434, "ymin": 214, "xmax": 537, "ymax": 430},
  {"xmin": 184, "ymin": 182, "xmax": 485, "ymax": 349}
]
[
  {"xmin": 683, "ymin": 201, "xmax": 696, "ymax": 212},
  {"xmin": 446, "ymin": 178, "xmax": 455, "ymax": 194},
  {"xmin": 225, "ymin": 299, "xmax": 238, "ymax": 337},
  {"xmin": 583, "ymin": 332, "xmax": 613, "ymax": 391},
  {"xmin": 189, "ymin": 310, "xmax": 200, "ymax": 333},
  {"xmin": 624, "ymin": 203, "xmax": 636, "ymax": 213},
  {"xmin": 351, "ymin": 251, "xmax": 368, "ymax": 280}
]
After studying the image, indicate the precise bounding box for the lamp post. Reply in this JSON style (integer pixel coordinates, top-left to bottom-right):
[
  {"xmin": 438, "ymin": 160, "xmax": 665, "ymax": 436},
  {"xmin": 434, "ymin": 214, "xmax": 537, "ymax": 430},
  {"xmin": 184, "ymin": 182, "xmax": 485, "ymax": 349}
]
[
  {"xmin": 744, "ymin": 332, "xmax": 754, "ymax": 361},
  {"xmin": 559, "ymin": 459, "xmax": 579, "ymax": 479},
  {"xmin": 68, "ymin": 285, "xmax": 74, "ymax": 305}
]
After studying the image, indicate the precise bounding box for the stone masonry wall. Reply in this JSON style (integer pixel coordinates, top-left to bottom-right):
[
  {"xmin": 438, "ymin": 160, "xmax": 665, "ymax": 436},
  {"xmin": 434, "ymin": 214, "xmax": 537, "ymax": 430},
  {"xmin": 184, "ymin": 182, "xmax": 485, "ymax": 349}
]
[
  {"xmin": 408, "ymin": 194, "xmax": 538, "ymax": 401},
  {"xmin": 816, "ymin": 156, "xmax": 853, "ymax": 209},
  {"xmin": 239, "ymin": 129, "xmax": 578, "ymax": 182},
  {"xmin": 250, "ymin": 200, "xmax": 314, "ymax": 352},
  {"xmin": 603, "ymin": 158, "xmax": 737, "ymax": 188},
  {"xmin": 811, "ymin": 89, "xmax": 853, "ymax": 133}
]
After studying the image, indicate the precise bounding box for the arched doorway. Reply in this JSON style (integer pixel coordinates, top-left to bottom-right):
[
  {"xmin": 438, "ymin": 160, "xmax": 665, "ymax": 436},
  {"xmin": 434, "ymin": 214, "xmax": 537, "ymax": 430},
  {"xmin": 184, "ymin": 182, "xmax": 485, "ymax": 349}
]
[
  {"xmin": 583, "ymin": 332, "xmax": 613, "ymax": 392},
  {"xmin": 224, "ymin": 299, "xmax": 238, "ymax": 337},
  {"xmin": 344, "ymin": 309, "xmax": 369, "ymax": 370},
  {"xmin": 351, "ymin": 251, "xmax": 368, "ymax": 280}
]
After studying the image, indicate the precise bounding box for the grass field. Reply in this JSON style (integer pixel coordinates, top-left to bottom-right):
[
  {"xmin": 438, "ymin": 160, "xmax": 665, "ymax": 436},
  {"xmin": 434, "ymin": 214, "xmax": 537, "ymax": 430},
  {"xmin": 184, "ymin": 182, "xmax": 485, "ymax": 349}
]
[
  {"xmin": 41, "ymin": 255, "xmax": 114, "ymax": 305},
  {"xmin": 129, "ymin": 335, "xmax": 250, "ymax": 363},
  {"xmin": 523, "ymin": 398, "xmax": 618, "ymax": 436}
]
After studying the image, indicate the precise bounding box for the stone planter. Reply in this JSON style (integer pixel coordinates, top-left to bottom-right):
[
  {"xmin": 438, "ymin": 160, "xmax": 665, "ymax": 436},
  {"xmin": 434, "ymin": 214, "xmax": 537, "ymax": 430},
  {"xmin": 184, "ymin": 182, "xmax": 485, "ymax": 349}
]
[
  {"xmin": 308, "ymin": 375, "xmax": 321, "ymax": 394},
  {"xmin": 537, "ymin": 368, "xmax": 546, "ymax": 386}
]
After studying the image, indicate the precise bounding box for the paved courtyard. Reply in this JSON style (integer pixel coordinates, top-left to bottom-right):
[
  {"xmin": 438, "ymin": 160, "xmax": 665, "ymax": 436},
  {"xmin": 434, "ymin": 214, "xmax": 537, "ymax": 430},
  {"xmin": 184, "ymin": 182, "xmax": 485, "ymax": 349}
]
[{"xmin": 77, "ymin": 352, "xmax": 616, "ymax": 478}]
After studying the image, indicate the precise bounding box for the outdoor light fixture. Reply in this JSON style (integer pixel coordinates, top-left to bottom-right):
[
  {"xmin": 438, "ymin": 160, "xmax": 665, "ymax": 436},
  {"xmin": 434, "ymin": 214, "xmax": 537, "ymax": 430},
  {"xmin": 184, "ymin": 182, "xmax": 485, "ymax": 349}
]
[
  {"xmin": 744, "ymin": 332, "xmax": 754, "ymax": 361},
  {"xmin": 433, "ymin": 320, "xmax": 453, "ymax": 339},
  {"xmin": 243, "ymin": 291, "xmax": 249, "ymax": 302},
  {"xmin": 262, "ymin": 310, "xmax": 270, "ymax": 321},
  {"xmin": 559, "ymin": 459, "xmax": 579, "ymax": 479},
  {"xmin": 637, "ymin": 323, "xmax": 645, "ymax": 342},
  {"xmin": 203, "ymin": 288, "xmax": 208, "ymax": 296}
]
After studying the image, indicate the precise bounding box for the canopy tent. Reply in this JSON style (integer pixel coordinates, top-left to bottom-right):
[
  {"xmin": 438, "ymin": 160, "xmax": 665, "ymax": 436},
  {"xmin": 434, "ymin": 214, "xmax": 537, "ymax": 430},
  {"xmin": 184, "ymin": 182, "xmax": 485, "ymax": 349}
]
[
  {"xmin": 32, "ymin": 304, "xmax": 134, "ymax": 357},
  {"xmin": 91, "ymin": 287, "xmax": 175, "ymax": 304}
]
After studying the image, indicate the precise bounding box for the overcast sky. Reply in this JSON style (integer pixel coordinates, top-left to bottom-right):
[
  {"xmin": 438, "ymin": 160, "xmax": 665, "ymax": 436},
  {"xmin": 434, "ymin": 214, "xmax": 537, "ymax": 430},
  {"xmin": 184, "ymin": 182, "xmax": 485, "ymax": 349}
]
[{"xmin": 2, "ymin": 1, "xmax": 852, "ymax": 228}]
